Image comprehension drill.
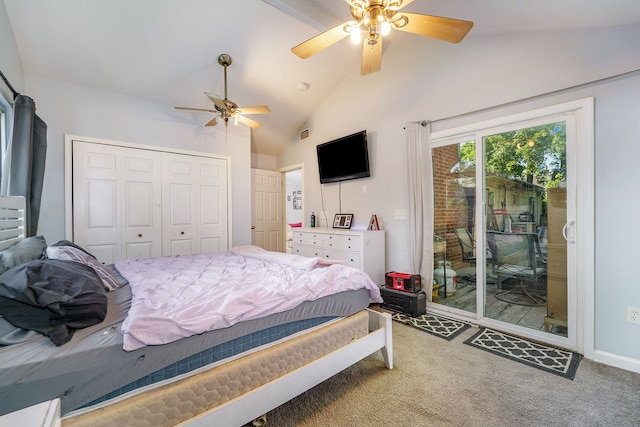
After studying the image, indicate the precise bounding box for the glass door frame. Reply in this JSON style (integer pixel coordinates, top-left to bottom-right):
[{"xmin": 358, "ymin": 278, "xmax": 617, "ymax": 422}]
[{"xmin": 427, "ymin": 98, "xmax": 594, "ymax": 356}]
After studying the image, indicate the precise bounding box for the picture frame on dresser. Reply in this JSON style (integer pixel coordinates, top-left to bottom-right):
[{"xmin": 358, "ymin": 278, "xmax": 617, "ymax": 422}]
[{"xmin": 333, "ymin": 214, "xmax": 353, "ymax": 229}]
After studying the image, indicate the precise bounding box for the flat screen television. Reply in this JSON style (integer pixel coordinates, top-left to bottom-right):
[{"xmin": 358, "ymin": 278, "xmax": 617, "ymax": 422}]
[{"xmin": 317, "ymin": 130, "xmax": 370, "ymax": 184}]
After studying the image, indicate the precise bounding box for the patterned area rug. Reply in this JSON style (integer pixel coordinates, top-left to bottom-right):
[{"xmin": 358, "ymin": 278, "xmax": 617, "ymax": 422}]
[
  {"xmin": 391, "ymin": 312, "xmax": 471, "ymax": 341},
  {"xmin": 464, "ymin": 328, "xmax": 582, "ymax": 379}
]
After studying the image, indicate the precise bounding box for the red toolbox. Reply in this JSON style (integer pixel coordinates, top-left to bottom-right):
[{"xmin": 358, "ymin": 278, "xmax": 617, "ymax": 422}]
[{"xmin": 384, "ymin": 272, "xmax": 422, "ymax": 293}]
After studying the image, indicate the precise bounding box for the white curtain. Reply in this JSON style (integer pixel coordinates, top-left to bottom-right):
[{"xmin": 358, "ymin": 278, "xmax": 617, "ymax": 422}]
[{"xmin": 406, "ymin": 122, "xmax": 434, "ymax": 301}]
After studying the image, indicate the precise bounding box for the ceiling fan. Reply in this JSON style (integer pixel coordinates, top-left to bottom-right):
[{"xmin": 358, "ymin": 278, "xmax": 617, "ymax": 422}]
[
  {"xmin": 291, "ymin": 0, "xmax": 474, "ymax": 75},
  {"xmin": 175, "ymin": 54, "xmax": 270, "ymax": 128}
]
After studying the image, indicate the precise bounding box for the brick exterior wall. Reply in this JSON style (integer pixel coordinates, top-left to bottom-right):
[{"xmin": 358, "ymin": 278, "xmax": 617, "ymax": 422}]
[{"xmin": 432, "ymin": 145, "xmax": 474, "ymax": 271}]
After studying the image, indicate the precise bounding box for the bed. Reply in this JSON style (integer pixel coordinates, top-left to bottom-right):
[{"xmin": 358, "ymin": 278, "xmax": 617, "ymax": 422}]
[{"xmin": 0, "ymin": 196, "xmax": 393, "ymax": 427}]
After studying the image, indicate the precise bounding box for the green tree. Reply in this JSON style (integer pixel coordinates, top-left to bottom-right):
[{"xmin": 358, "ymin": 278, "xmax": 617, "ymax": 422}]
[{"xmin": 460, "ymin": 122, "xmax": 566, "ymax": 187}]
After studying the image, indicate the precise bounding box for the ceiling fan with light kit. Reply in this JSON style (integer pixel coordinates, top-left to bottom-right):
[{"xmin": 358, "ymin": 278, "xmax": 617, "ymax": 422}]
[
  {"xmin": 291, "ymin": 0, "xmax": 474, "ymax": 75},
  {"xmin": 175, "ymin": 54, "xmax": 271, "ymax": 128}
]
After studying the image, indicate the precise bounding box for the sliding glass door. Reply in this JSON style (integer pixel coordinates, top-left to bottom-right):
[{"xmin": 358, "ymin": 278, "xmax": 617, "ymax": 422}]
[
  {"xmin": 483, "ymin": 120, "xmax": 569, "ymax": 337},
  {"xmin": 428, "ymin": 99, "xmax": 593, "ymax": 352}
]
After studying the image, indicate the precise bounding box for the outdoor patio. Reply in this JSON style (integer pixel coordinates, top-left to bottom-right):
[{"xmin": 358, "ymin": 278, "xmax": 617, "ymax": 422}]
[{"xmin": 434, "ymin": 266, "xmax": 567, "ymax": 337}]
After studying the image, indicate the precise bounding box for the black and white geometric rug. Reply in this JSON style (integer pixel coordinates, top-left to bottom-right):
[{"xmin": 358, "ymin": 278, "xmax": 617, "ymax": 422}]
[
  {"xmin": 391, "ymin": 312, "xmax": 471, "ymax": 341},
  {"xmin": 464, "ymin": 328, "xmax": 582, "ymax": 379}
]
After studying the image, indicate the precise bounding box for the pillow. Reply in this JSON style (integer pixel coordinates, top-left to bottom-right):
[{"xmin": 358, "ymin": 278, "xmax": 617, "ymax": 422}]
[
  {"xmin": 52, "ymin": 240, "xmax": 97, "ymax": 259},
  {"xmin": 0, "ymin": 235, "xmax": 47, "ymax": 271},
  {"xmin": 106, "ymin": 264, "xmax": 129, "ymax": 288},
  {"xmin": 46, "ymin": 245, "xmax": 122, "ymax": 291}
]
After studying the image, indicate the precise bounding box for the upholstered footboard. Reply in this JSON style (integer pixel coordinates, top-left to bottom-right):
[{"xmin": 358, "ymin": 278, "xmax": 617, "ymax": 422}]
[{"xmin": 62, "ymin": 309, "xmax": 392, "ymax": 427}]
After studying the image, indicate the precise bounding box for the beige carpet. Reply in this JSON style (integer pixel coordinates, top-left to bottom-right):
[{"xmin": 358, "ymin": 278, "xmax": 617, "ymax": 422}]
[{"xmin": 260, "ymin": 321, "xmax": 640, "ymax": 427}]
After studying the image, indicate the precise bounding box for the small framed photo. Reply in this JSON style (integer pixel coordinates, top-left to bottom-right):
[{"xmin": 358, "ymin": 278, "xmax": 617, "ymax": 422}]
[{"xmin": 333, "ymin": 213, "xmax": 353, "ymax": 229}]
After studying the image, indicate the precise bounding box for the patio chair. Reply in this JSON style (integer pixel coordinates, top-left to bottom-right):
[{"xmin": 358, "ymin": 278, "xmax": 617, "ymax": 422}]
[
  {"xmin": 453, "ymin": 227, "xmax": 496, "ymax": 283},
  {"xmin": 453, "ymin": 227, "xmax": 477, "ymax": 267},
  {"xmin": 486, "ymin": 231, "xmax": 547, "ymax": 307}
]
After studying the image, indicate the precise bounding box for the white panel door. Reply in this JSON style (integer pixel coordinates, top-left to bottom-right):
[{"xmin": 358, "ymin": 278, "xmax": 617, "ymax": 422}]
[
  {"xmin": 72, "ymin": 142, "xmax": 162, "ymax": 263},
  {"xmin": 121, "ymin": 150, "xmax": 163, "ymax": 260},
  {"xmin": 198, "ymin": 157, "xmax": 228, "ymax": 253},
  {"xmin": 162, "ymin": 153, "xmax": 229, "ymax": 256},
  {"xmin": 162, "ymin": 154, "xmax": 197, "ymax": 256},
  {"xmin": 72, "ymin": 142, "xmax": 119, "ymax": 262},
  {"xmin": 251, "ymin": 169, "xmax": 282, "ymax": 252}
]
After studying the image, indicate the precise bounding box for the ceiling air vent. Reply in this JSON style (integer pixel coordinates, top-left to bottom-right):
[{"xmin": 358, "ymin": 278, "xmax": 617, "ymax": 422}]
[{"xmin": 300, "ymin": 128, "xmax": 310, "ymax": 141}]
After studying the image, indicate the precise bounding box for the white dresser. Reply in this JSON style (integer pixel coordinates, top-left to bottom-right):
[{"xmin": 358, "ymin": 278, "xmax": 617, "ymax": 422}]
[{"xmin": 291, "ymin": 227, "xmax": 385, "ymax": 285}]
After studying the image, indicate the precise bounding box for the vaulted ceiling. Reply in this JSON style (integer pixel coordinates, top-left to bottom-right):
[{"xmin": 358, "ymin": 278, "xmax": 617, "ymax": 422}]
[{"xmin": 4, "ymin": 0, "xmax": 640, "ymax": 155}]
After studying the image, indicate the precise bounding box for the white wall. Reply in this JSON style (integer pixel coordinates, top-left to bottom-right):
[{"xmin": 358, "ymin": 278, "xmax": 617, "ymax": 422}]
[
  {"xmin": 1, "ymin": 3, "xmax": 251, "ymax": 246},
  {"xmin": 251, "ymin": 152, "xmax": 276, "ymax": 170},
  {"xmin": 26, "ymin": 75, "xmax": 252, "ymax": 248},
  {"xmin": 277, "ymin": 23, "xmax": 640, "ymax": 365},
  {"xmin": 0, "ymin": 1, "xmax": 23, "ymax": 100}
]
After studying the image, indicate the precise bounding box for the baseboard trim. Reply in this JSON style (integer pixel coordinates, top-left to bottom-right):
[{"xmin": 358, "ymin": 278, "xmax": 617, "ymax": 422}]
[{"xmin": 593, "ymin": 349, "xmax": 640, "ymax": 374}]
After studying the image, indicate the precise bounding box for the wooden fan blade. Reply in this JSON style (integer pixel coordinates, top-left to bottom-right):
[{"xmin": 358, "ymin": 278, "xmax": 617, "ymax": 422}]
[
  {"xmin": 292, "ymin": 23, "xmax": 352, "ymax": 59},
  {"xmin": 361, "ymin": 38, "xmax": 382, "ymax": 75},
  {"xmin": 237, "ymin": 115, "xmax": 262, "ymax": 128},
  {"xmin": 175, "ymin": 106, "xmax": 216, "ymax": 113},
  {"xmin": 205, "ymin": 92, "xmax": 227, "ymax": 110},
  {"xmin": 238, "ymin": 105, "xmax": 271, "ymax": 115},
  {"xmin": 205, "ymin": 117, "xmax": 218, "ymax": 127},
  {"xmin": 393, "ymin": 13, "xmax": 473, "ymax": 43}
]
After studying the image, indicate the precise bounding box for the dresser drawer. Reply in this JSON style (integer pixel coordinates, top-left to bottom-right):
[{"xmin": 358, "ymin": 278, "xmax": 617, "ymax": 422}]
[
  {"xmin": 322, "ymin": 249, "xmax": 360, "ymax": 269},
  {"xmin": 323, "ymin": 234, "xmax": 361, "ymax": 251},
  {"xmin": 292, "ymin": 245, "xmax": 321, "ymax": 257},
  {"xmin": 292, "ymin": 231, "xmax": 322, "ymax": 247}
]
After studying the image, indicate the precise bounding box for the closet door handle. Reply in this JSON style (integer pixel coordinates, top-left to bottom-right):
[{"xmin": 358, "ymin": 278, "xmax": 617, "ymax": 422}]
[
  {"xmin": 138, "ymin": 233, "xmax": 142, "ymax": 238},
  {"xmin": 562, "ymin": 220, "xmax": 575, "ymax": 244}
]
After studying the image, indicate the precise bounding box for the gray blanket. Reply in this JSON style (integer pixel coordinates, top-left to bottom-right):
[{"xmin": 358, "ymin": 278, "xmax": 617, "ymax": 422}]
[{"xmin": 0, "ymin": 259, "xmax": 107, "ymax": 345}]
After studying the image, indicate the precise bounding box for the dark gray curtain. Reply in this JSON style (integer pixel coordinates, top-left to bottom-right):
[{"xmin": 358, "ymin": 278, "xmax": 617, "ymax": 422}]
[{"xmin": 1, "ymin": 95, "xmax": 47, "ymax": 236}]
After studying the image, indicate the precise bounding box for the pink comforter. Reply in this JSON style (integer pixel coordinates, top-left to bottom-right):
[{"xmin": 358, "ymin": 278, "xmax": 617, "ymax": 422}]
[{"xmin": 115, "ymin": 248, "xmax": 382, "ymax": 351}]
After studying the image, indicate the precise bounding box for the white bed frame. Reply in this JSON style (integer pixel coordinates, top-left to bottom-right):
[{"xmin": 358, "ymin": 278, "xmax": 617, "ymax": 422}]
[
  {"xmin": 0, "ymin": 195, "xmax": 393, "ymax": 427},
  {"xmin": 0, "ymin": 195, "xmax": 26, "ymax": 251},
  {"xmin": 183, "ymin": 308, "xmax": 393, "ymax": 427}
]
